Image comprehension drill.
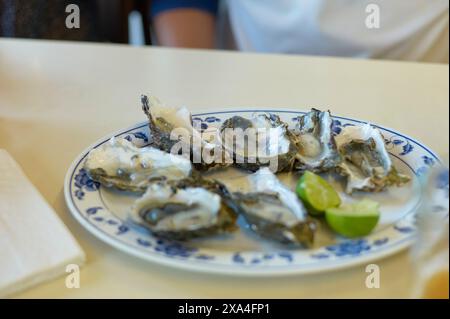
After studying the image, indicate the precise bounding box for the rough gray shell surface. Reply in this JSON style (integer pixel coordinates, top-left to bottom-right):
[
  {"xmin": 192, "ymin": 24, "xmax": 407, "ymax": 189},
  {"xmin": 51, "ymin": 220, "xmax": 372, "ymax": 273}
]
[
  {"xmin": 232, "ymin": 168, "xmax": 316, "ymax": 246},
  {"xmin": 219, "ymin": 113, "xmax": 298, "ymax": 173},
  {"xmin": 292, "ymin": 109, "xmax": 341, "ymax": 172},
  {"xmin": 130, "ymin": 177, "xmax": 238, "ymax": 240},
  {"xmin": 335, "ymin": 124, "xmax": 410, "ymax": 193},
  {"xmin": 141, "ymin": 94, "xmax": 227, "ymax": 171},
  {"xmin": 84, "ymin": 137, "xmax": 192, "ymax": 192}
]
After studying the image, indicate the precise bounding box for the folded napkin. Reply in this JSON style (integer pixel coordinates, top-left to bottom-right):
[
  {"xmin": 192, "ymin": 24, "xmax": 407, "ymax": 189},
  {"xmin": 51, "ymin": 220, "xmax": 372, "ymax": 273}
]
[{"xmin": 0, "ymin": 149, "xmax": 85, "ymax": 297}]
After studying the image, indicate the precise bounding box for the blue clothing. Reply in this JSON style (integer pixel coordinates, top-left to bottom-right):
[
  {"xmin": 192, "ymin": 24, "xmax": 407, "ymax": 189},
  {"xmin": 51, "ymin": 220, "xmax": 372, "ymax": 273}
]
[{"xmin": 151, "ymin": 0, "xmax": 219, "ymax": 17}]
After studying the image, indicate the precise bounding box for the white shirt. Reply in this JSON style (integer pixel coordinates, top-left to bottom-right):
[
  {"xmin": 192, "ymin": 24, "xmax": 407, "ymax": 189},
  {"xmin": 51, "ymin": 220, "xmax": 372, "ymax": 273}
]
[{"xmin": 218, "ymin": 0, "xmax": 449, "ymax": 63}]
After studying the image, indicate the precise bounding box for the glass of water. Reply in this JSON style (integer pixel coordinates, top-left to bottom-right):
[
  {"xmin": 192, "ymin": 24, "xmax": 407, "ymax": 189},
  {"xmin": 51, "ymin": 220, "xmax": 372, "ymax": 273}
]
[{"xmin": 411, "ymin": 162, "xmax": 449, "ymax": 298}]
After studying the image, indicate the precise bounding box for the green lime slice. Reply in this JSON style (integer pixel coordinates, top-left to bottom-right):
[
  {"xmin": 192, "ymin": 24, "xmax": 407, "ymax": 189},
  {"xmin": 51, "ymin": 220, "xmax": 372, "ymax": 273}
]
[
  {"xmin": 296, "ymin": 171, "xmax": 341, "ymax": 216},
  {"xmin": 325, "ymin": 199, "xmax": 380, "ymax": 238}
]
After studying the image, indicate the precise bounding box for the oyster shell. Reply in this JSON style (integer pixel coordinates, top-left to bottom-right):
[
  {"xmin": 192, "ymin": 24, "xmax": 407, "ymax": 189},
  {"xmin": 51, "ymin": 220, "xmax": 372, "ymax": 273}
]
[
  {"xmin": 141, "ymin": 94, "xmax": 226, "ymax": 170},
  {"xmin": 335, "ymin": 124, "xmax": 410, "ymax": 193},
  {"xmin": 233, "ymin": 168, "xmax": 316, "ymax": 246},
  {"xmin": 291, "ymin": 109, "xmax": 341, "ymax": 172},
  {"xmin": 141, "ymin": 95, "xmax": 193, "ymax": 153},
  {"xmin": 220, "ymin": 113, "xmax": 297, "ymax": 172},
  {"xmin": 84, "ymin": 137, "xmax": 192, "ymax": 192},
  {"xmin": 130, "ymin": 178, "xmax": 238, "ymax": 240}
]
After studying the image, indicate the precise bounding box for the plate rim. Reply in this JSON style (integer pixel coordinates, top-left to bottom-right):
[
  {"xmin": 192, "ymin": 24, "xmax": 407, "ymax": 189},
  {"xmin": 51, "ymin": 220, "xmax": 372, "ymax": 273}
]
[{"xmin": 63, "ymin": 108, "xmax": 440, "ymax": 276}]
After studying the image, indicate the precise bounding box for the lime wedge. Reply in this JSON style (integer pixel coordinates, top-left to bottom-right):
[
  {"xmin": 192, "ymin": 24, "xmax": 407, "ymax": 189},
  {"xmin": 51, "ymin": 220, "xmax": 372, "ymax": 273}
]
[
  {"xmin": 296, "ymin": 171, "xmax": 341, "ymax": 216},
  {"xmin": 325, "ymin": 199, "xmax": 380, "ymax": 238}
]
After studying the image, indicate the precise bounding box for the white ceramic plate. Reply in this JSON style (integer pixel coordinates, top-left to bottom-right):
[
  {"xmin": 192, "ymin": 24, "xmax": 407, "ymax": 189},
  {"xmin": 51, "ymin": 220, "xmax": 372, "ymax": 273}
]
[{"xmin": 64, "ymin": 109, "xmax": 448, "ymax": 276}]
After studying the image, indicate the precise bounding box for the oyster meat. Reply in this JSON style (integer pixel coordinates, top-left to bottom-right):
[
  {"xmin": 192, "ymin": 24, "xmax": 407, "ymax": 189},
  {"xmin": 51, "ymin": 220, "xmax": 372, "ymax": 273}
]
[
  {"xmin": 335, "ymin": 123, "xmax": 410, "ymax": 193},
  {"xmin": 141, "ymin": 94, "xmax": 225, "ymax": 170},
  {"xmin": 130, "ymin": 178, "xmax": 238, "ymax": 240},
  {"xmin": 233, "ymin": 168, "xmax": 316, "ymax": 246},
  {"xmin": 220, "ymin": 113, "xmax": 297, "ymax": 172},
  {"xmin": 84, "ymin": 137, "xmax": 192, "ymax": 192},
  {"xmin": 291, "ymin": 109, "xmax": 341, "ymax": 172}
]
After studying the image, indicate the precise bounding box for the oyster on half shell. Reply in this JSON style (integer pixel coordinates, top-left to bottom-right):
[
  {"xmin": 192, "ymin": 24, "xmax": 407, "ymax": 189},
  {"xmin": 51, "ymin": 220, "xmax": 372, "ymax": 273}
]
[
  {"xmin": 141, "ymin": 94, "xmax": 226, "ymax": 170},
  {"xmin": 129, "ymin": 178, "xmax": 238, "ymax": 240},
  {"xmin": 335, "ymin": 123, "xmax": 410, "ymax": 193},
  {"xmin": 232, "ymin": 168, "xmax": 316, "ymax": 246},
  {"xmin": 84, "ymin": 137, "xmax": 192, "ymax": 192},
  {"xmin": 141, "ymin": 95, "xmax": 193, "ymax": 153},
  {"xmin": 219, "ymin": 113, "xmax": 297, "ymax": 172},
  {"xmin": 291, "ymin": 109, "xmax": 341, "ymax": 172}
]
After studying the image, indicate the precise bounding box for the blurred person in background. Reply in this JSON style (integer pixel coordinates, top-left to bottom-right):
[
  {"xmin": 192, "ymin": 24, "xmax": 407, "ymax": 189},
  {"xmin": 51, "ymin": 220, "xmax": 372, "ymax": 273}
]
[{"xmin": 152, "ymin": 0, "xmax": 449, "ymax": 63}]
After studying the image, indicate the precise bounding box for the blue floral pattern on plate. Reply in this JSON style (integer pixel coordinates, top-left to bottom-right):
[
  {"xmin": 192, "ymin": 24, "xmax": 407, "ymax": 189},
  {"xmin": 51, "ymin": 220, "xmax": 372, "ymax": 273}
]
[
  {"xmin": 192, "ymin": 116, "xmax": 221, "ymax": 132},
  {"xmin": 73, "ymin": 168, "xmax": 100, "ymax": 200},
  {"xmin": 385, "ymin": 135, "xmax": 415, "ymax": 156},
  {"xmin": 311, "ymin": 238, "xmax": 389, "ymax": 259}
]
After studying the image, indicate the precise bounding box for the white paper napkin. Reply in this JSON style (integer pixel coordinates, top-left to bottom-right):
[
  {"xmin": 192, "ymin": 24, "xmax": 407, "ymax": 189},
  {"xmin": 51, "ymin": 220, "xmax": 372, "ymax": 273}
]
[{"xmin": 0, "ymin": 149, "xmax": 85, "ymax": 297}]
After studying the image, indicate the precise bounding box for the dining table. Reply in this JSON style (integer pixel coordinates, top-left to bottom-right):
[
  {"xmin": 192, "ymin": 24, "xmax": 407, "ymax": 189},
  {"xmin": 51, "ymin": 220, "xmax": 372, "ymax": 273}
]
[{"xmin": 0, "ymin": 38, "xmax": 448, "ymax": 298}]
